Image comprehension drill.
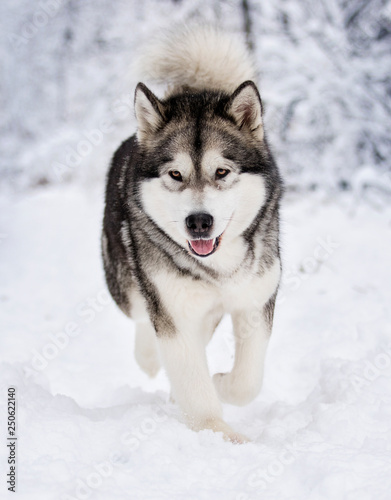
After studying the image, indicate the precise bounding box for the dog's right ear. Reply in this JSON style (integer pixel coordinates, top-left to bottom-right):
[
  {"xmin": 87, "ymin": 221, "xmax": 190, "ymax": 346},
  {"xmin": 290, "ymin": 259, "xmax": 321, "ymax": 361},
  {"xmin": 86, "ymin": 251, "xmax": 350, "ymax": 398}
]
[{"xmin": 134, "ymin": 83, "xmax": 166, "ymax": 143}]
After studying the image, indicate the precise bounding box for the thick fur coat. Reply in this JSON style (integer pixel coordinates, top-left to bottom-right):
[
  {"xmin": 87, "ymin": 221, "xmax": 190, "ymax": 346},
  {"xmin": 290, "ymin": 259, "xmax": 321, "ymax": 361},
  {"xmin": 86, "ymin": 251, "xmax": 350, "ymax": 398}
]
[{"xmin": 102, "ymin": 26, "xmax": 283, "ymax": 443}]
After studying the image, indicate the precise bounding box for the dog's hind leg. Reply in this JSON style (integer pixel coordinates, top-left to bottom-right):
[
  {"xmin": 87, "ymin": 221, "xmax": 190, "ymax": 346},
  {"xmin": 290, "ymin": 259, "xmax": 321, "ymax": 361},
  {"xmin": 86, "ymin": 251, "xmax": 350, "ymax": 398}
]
[{"xmin": 134, "ymin": 321, "xmax": 161, "ymax": 378}]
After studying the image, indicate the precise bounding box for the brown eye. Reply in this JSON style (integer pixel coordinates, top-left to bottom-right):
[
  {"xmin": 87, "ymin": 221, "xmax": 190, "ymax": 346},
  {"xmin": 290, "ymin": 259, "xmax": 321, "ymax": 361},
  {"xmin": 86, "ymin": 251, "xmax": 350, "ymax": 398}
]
[
  {"xmin": 169, "ymin": 170, "xmax": 183, "ymax": 181},
  {"xmin": 216, "ymin": 168, "xmax": 229, "ymax": 179}
]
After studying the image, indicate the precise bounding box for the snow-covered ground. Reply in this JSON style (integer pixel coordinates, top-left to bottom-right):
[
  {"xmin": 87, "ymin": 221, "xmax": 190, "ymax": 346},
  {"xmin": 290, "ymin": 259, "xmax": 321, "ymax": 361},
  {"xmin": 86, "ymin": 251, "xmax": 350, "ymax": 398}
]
[
  {"xmin": 1, "ymin": 0, "xmax": 391, "ymax": 496},
  {"xmin": 0, "ymin": 185, "xmax": 390, "ymax": 499}
]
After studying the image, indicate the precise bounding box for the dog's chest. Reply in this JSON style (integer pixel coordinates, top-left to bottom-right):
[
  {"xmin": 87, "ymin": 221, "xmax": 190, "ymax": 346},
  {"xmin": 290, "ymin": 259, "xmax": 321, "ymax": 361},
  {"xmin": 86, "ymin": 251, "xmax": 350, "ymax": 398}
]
[
  {"xmin": 152, "ymin": 256, "xmax": 280, "ymax": 321},
  {"xmin": 218, "ymin": 258, "xmax": 280, "ymax": 312}
]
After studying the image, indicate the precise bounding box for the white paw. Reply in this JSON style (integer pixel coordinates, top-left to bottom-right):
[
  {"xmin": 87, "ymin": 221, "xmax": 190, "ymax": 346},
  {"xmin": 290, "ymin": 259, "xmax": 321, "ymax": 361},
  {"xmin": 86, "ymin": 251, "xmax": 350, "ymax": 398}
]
[
  {"xmin": 134, "ymin": 349, "xmax": 160, "ymax": 378},
  {"xmin": 193, "ymin": 417, "xmax": 250, "ymax": 444},
  {"xmin": 223, "ymin": 429, "xmax": 250, "ymax": 445},
  {"xmin": 213, "ymin": 372, "xmax": 261, "ymax": 406}
]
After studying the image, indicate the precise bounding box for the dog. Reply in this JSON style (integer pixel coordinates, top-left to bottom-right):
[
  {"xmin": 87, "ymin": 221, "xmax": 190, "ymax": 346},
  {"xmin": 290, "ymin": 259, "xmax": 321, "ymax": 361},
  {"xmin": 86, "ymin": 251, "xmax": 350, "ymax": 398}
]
[{"xmin": 102, "ymin": 25, "xmax": 283, "ymax": 443}]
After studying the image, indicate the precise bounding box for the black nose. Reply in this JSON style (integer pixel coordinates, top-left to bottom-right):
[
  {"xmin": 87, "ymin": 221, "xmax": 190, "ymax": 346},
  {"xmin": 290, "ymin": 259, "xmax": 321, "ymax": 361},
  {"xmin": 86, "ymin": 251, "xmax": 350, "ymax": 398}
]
[{"xmin": 185, "ymin": 213, "xmax": 214, "ymax": 237}]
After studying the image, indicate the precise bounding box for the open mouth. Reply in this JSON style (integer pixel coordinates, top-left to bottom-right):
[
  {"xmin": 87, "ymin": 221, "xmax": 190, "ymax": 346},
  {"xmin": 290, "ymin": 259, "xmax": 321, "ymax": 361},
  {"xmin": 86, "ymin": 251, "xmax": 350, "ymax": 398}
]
[{"xmin": 187, "ymin": 235, "xmax": 222, "ymax": 257}]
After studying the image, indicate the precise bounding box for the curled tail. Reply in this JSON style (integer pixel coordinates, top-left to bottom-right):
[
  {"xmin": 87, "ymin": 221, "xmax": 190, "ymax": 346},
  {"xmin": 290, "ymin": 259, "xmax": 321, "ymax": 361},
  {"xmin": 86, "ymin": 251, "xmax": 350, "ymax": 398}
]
[{"xmin": 137, "ymin": 25, "xmax": 257, "ymax": 95}]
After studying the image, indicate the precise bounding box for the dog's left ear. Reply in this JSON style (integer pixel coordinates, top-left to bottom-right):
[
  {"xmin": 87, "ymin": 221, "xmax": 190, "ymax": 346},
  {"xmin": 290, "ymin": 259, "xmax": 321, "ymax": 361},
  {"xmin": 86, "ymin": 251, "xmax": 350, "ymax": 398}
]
[
  {"xmin": 134, "ymin": 83, "xmax": 166, "ymax": 143},
  {"xmin": 226, "ymin": 81, "xmax": 264, "ymax": 141}
]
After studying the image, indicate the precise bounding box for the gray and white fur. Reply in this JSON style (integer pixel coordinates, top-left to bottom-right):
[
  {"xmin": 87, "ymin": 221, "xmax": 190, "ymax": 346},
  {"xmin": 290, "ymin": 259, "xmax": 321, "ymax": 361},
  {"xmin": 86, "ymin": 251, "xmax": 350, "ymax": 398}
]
[{"xmin": 102, "ymin": 25, "xmax": 283, "ymax": 443}]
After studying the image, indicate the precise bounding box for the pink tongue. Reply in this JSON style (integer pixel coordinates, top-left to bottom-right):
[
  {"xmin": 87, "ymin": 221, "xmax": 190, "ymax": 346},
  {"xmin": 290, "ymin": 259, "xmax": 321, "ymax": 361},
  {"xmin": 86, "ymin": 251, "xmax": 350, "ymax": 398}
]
[{"xmin": 190, "ymin": 239, "xmax": 215, "ymax": 256}]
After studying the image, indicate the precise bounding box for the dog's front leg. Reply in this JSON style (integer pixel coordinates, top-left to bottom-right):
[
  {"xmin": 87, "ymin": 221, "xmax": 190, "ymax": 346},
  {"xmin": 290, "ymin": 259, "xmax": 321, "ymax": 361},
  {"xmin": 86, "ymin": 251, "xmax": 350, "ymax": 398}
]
[
  {"xmin": 213, "ymin": 293, "xmax": 277, "ymax": 406},
  {"xmin": 157, "ymin": 326, "xmax": 249, "ymax": 443}
]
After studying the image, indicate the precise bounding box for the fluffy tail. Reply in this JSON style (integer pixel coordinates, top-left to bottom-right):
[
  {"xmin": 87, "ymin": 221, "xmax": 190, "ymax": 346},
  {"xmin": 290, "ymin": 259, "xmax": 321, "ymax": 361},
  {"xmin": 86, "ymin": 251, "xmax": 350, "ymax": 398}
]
[{"xmin": 137, "ymin": 25, "xmax": 257, "ymax": 95}]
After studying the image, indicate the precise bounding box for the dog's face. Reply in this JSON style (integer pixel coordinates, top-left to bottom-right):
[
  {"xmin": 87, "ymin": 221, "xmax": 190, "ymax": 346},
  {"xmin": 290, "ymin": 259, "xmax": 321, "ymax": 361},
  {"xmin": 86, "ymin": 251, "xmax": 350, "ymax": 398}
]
[{"xmin": 134, "ymin": 82, "xmax": 277, "ymax": 259}]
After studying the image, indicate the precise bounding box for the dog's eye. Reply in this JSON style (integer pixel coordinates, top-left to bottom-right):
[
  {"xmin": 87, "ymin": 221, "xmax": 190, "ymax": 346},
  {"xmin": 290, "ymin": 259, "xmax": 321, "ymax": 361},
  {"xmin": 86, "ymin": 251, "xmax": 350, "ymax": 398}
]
[
  {"xmin": 169, "ymin": 170, "xmax": 183, "ymax": 182},
  {"xmin": 215, "ymin": 168, "xmax": 230, "ymax": 179}
]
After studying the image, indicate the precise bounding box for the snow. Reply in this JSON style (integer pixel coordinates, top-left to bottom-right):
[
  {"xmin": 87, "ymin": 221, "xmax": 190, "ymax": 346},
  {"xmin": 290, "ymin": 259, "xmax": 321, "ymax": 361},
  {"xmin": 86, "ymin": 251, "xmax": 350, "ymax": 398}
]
[
  {"xmin": 1, "ymin": 185, "xmax": 391, "ymax": 499},
  {"xmin": 1, "ymin": 0, "xmax": 391, "ymax": 496},
  {"xmin": 1, "ymin": 0, "xmax": 390, "ymax": 192}
]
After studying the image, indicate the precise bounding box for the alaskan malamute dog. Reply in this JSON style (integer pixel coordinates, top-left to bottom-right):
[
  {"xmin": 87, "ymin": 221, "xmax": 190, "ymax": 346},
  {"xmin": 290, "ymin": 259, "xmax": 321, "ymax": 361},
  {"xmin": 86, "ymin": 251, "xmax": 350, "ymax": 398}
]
[{"xmin": 102, "ymin": 26, "xmax": 282, "ymax": 443}]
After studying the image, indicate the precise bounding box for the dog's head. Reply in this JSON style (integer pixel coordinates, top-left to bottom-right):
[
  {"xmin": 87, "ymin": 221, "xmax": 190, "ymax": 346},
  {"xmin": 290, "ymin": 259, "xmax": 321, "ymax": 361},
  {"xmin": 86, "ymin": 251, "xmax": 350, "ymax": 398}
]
[{"xmin": 134, "ymin": 81, "xmax": 280, "ymax": 259}]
